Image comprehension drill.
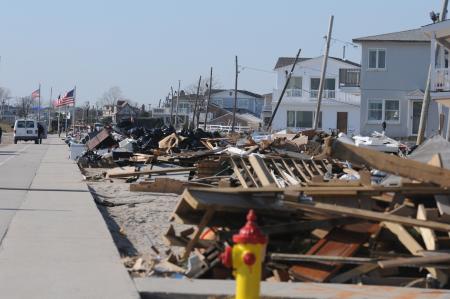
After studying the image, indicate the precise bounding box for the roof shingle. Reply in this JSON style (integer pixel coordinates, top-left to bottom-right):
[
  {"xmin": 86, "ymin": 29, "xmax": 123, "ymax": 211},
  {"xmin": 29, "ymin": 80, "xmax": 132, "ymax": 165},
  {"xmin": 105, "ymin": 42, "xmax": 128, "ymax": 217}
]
[{"xmin": 352, "ymin": 28, "xmax": 429, "ymax": 43}]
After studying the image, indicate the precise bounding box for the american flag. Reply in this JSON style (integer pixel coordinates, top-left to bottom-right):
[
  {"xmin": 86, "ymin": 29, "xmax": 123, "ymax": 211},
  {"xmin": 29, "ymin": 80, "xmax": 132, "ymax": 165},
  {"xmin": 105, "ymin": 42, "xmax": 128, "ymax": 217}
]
[
  {"xmin": 56, "ymin": 89, "xmax": 75, "ymax": 107},
  {"xmin": 31, "ymin": 89, "xmax": 40, "ymax": 100}
]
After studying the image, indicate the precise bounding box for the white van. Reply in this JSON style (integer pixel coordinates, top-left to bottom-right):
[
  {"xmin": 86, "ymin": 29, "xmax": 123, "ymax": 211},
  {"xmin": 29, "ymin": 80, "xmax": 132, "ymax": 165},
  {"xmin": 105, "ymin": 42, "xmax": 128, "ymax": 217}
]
[{"xmin": 14, "ymin": 119, "xmax": 39, "ymax": 144}]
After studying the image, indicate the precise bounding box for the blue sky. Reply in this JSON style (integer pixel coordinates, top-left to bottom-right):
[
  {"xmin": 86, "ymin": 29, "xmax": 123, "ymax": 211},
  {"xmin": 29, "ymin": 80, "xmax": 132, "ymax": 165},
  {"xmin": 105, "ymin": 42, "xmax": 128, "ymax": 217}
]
[{"xmin": 0, "ymin": 0, "xmax": 443, "ymax": 106}]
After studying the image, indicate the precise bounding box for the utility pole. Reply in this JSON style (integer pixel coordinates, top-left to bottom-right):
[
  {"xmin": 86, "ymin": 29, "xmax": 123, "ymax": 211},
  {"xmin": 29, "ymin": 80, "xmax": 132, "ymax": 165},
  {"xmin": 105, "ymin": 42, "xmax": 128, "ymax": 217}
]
[
  {"xmin": 192, "ymin": 75, "xmax": 201, "ymax": 129},
  {"xmin": 175, "ymin": 80, "xmax": 181, "ymax": 129},
  {"xmin": 170, "ymin": 86, "xmax": 174, "ymax": 126},
  {"xmin": 267, "ymin": 48, "xmax": 302, "ymax": 130},
  {"xmin": 313, "ymin": 15, "xmax": 334, "ymax": 130},
  {"xmin": 419, "ymin": 0, "xmax": 448, "ymax": 142},
  {"xmin": 204, "ymin": 67, "xmax": 213, "ymax": 130},
  {"xmin": 417, "ymin": 66, "xmax": 432, "ymax": 145},
  {"xmin": 231, "ymin": 56, "xmax": 238, "ymax": 132}
]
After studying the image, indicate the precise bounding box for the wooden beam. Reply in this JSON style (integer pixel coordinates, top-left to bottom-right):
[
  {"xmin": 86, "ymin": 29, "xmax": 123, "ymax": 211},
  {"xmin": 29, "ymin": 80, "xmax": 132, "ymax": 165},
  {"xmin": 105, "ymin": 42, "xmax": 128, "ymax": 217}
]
[
  {"xmin": 107, "ymin": 167, "xmax": 196, "ymax": 178},
  {"xmin": 248, "ymin": 155, "xmax": 277, "ymax": 187},
  {"xmin": 324, "ymin": 138, "xmax": 450, "ymax": 188},
  {"xmin": 330, "ymin": 264, "xmax": 378, "ymax": 283},
  {"xmin": 378, "ymin": 254, "xmax": 450, "ymax": 269},
  {"xmin": 285, "ymin": 200, "xmax": 450, "ymax": 232},
  {"xmin": 271, "ymin": 253, "xmax": 378, "ymax": 264},
  {"xmin": 417, "ymin": 204, "xmax": 438, "ymax": 250}
]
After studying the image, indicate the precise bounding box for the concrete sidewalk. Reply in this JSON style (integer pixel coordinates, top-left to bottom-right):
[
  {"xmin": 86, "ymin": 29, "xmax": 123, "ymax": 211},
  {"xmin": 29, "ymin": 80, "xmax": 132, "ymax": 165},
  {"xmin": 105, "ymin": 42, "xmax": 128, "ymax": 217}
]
[{"xmin": 0, "ymin": 136, "xmax": 139, "ymax": 298}]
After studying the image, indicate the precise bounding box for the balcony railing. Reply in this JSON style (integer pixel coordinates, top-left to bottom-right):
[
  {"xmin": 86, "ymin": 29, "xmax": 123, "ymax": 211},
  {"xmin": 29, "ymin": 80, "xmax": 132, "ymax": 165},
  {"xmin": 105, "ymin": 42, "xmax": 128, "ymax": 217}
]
[
  {"xmin": 286, "ymin": 89, "xmax": 302, "ymax": 97},
  {"xmin": 339, "ymin": 68, "xmax": 360, "ymax": 87},
  {"xmin": 262, "ymin": 104, "xmax": 272, "ymax": 112},
  {"xmin": 310, "ymin": 89, "xmax": 336, "ymax": 99},
  {"xmin": 434, "ymin": 68, "xmax": 450, "ymax": 91}
]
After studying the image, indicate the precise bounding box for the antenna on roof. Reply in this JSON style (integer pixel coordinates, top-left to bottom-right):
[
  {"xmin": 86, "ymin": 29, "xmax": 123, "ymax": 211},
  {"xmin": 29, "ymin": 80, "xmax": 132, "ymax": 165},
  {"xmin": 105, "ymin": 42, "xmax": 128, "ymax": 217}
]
[{"xmin": 430, "ymin": 11, "xmax": 440, "ymax": 23}]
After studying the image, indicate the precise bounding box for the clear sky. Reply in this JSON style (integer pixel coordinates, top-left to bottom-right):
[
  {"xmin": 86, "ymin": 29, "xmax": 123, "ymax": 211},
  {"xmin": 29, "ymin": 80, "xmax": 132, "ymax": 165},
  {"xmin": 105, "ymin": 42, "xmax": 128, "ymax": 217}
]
[{"xmin": 0, "ymin": 0, "xmax": 444, "ymax": 107}]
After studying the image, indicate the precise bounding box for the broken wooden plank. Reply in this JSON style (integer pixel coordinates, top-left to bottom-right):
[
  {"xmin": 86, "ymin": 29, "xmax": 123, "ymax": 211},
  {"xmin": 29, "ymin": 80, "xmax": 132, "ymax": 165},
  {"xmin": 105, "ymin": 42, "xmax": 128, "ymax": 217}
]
[
  {"xmin": 288, "ymin": 223, "xmax": 378, "ymax": 282},
  {"xmin": 383, "ymin": 222, "xmax": 448, "ymax": 285},
  {"xmin": 271, "ymin": 253, "xmax": 378, "ymax": 265},
  {"xmin": 323, "ymin": 138, "xmax": 450, "ymax": 188},
  {"xmin": 285, "ymin": 200, "xmax": 450, "ymax": 233},
  {"xmin": 107, "ymin": 167, "xmax": 196, "ymax": 178},
  {"xmin": 248, "ymin": 155, "xmax": 277, "ymax": 187}
]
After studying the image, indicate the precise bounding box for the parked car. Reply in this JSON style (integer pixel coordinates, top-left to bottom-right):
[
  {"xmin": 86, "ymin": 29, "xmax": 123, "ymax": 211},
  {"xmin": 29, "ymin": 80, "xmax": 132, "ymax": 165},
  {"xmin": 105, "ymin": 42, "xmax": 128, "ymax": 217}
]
[{"xmin": 13, "ymin": 119, "xmax": 39, "ymax": 144}]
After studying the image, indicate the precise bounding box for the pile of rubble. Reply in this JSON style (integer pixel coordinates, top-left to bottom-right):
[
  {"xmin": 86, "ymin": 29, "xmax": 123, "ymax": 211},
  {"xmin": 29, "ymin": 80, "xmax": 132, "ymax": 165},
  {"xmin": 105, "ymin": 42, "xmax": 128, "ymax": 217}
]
[{"xmin": 72, "ymin": 126, "xmax": 450, "ymax": 289}]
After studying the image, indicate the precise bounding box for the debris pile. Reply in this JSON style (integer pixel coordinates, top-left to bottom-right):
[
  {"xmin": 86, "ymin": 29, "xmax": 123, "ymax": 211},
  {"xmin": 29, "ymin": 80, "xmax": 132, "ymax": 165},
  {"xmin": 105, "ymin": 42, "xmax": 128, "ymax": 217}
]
[{"xmin": 75, "ymin": 126, "xmax": 450, "ymax": 289}]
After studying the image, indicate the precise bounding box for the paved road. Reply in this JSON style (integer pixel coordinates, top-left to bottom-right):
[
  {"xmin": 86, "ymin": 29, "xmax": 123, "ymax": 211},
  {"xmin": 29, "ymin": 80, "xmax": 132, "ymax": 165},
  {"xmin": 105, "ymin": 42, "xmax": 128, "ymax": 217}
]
[{"xmin": 0, "ymin": 141, "xmax": 48, "ymax": 242}]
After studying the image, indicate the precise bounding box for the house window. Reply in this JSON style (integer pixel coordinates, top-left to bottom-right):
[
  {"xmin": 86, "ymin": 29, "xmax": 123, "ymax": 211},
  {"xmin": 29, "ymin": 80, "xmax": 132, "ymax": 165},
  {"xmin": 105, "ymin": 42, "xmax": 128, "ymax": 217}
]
[
  {"xmin": 238, "ymin": 99, "xmax": 249, "ymax": 109},
  {"xmin": 368, "ymin": 100, "xmax": 383, "ymax": 121},
  {"xmin": 286, "ymin": 111, "xmax": 321, "ymax": 128},
  {"xmin": 296, "ymin": 111, "xmax": 313, "ymax": 127},
  {"xmin": 367, "ymin": 99, "xmax": 400, "ymax": 123},
  {"xmin": 310, "ymin": 78, "xmax": 335, "ymax": 98},
  {"xmin": 213, "ymin": 99, "xmax": 223, "ymax": 107},
  {"xmin": 384, "ymin": 100, "xmax": 399, "ymax": 122},
  {"xmin": 287, "ymin": 111, "xmax": 295, "ymax": 127},
  {"xmin": 368, "ymin": 49, "xmax": 386, "ymax": 69},
  {"xmin": 286, "ymin": 76, "xmax": 302, "ymax": 97}
]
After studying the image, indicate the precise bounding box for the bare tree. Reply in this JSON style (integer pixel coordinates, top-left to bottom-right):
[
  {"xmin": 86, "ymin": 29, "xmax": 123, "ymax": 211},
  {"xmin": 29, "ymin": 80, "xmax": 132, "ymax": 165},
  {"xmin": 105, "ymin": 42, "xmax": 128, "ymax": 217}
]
[
  {"xmin": 15, "ymin": 96, "xmax": 33, "ymax": 118},
  {"xmin": 98, "ymin": 86, "xmax": 124, "ymax": 107},
  {"xmin": 0, "ymin": 87, "xmax": 10, "ymax": 101},
  {"xmin": 185, "ymin": 76, "xmax": 221, "ymax": 96}
]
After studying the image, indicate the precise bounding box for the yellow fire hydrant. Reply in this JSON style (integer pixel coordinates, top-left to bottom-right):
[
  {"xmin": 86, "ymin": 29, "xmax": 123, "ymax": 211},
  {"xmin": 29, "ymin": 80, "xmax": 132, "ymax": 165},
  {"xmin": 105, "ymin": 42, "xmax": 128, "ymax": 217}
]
[{"xmin": 221, "ymin": 209, "xmax": 268, "ymax": 299}]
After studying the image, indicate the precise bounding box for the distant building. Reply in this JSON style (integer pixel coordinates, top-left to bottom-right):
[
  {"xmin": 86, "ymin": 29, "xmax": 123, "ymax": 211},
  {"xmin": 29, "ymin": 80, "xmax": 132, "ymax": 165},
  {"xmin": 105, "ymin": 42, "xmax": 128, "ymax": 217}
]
[
  {"xmin": 271, "ymin": 56, "xmax": 361, "ymax": 134},
  {"xmin": 354, "ymin": 22, "xmax": 450, "ymax": 138},
  {"xmin": 102, "ymin": 100, "xmax": 139, "ymax": 123},
  {"xmin": 207, "ymin": 89, "xmax": 264, "ymax": 117},
  {"xmin": 261, "ymin": 93, "xmax": 272, "ymax": 127}
]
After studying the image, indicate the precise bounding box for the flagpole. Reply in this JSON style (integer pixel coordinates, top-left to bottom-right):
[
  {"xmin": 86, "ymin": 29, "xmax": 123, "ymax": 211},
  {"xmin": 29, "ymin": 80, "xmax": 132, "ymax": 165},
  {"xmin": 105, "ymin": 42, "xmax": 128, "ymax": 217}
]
[
  {"xmin": 65, "ymin": 103, "xmax": 68, "ymax": 137},
  {"xmin": 72, "ymin": 86, "xmax": 76, "ymax": 135},
  {"xmin": 57, "ymin": 96, "xmax": 61, "ymax": 136},
  {"xmin": 38, "ymin": 83, "xmax": 41, "ymax": 122},
  {"xmin": 48, "ymin": 87, "xmax": 52, "ymax": 132}
]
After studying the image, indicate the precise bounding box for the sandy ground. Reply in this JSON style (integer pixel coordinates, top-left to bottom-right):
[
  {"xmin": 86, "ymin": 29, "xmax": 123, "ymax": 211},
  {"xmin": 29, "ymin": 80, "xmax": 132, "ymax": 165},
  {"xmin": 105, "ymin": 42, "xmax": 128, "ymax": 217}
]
[{"xmin": 85, "ymin": 168, "xmax": 189, "ymax": 261}]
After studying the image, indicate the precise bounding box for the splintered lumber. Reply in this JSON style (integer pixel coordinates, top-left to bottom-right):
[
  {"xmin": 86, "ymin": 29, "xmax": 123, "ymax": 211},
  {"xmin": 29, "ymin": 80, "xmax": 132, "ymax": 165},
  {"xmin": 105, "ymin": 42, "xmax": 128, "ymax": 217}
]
[
  {"xmin": 289, "ymin": 223, "xmax": 378, "ymax": 282},
  {"xmin": 324, "ymin": 138, "xmax": 450, "ymax": 188},
  {"xmin": 417, "ymin": 204, "xmax": 438, "ymax": 250},
  {"xmin": 285, "ymin": 200, "xmax": 450, "ymax": 233},
  {"xmin": 106, "ymin": 166, "xmax": 196, "ymax": 178},
  {"xmin": 248, "ymin": 155, "xmax": 277, "ymax": 187},
  {"xmin": 383, "ymin": 222, "xmax": 448, "ymax": 285},
  {"xmin": 271, "ymin": 253, "xmax": 378, "ymax": 265},
  {"xmin": 378, "ymin": 254, "xmax": 450, "ymax": 269},
  {"xmin": 182, "ymin": 208, "xmax": 215, "ymax": 261}
]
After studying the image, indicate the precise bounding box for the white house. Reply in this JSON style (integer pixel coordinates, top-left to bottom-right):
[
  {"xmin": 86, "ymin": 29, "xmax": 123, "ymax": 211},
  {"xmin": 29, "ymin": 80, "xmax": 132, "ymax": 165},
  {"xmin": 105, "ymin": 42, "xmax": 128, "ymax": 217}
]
[{"xmin": 271, "ymin": 56, "xmax": 361, "ymax": 134}]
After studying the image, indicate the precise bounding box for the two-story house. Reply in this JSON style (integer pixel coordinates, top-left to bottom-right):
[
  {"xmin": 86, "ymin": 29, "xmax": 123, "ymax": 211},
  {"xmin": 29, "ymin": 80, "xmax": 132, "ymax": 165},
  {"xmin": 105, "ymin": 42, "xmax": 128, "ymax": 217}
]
[
  {"xmin": 271, "ymin": 56, "xmax": 361, "ymax": 134},
  {"xmin": 208, "ymin": 89, "xmax": 264, "ymax": 117},
  {"xmin": 102, "ymin": 100, "xmax": 139, "ymax": 123},
  {"xmin": 353, "ymin": 24, "xmax": 450, "ymax": 138}
]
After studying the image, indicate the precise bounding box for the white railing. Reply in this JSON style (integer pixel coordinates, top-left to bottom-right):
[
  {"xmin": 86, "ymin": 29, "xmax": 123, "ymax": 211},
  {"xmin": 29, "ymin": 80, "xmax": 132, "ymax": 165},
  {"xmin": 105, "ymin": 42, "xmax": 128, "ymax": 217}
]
[
  {"xmin": 434, "ymin": 68, "xmax": 450, "ymax": 91},
  {"xmin": 205, "ymin": 124, "xmax": 251, "ymax": 133},
  {"xmin": 286, "ymin": 89, "xmax": 302, "ymax": 97},
  {"xmin": 310, "ymin": 89, "xmax": 336, "ymax": 99},
  {"xmin": 262, "ymin": 104, "xmax": 272, "ymax": 112}
]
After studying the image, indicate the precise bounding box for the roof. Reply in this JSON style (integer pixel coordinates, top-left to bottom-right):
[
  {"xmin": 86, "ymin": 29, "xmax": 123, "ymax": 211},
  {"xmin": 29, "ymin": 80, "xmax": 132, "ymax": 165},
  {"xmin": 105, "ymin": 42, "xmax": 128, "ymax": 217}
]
[
  {"xmin": 208, "ymin": 89, "xmax": 263, "ymax": 99},
  {"xmin": 274, "ymin": 56, "xmax": 360, "ymax": 69},
  {"xmin": 353, "ymin": 28, "xmax": 430, "ymax": 43}
]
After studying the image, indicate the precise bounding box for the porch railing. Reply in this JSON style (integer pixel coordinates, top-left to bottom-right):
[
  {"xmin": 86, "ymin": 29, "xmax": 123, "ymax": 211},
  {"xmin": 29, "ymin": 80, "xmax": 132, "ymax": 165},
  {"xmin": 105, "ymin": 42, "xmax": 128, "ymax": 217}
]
[
  {"xmin": 310, "ymin": 89, "xmax": 336, "ymax": 99},
  {"xmin": 286, "ymin": 89, "xmax": 302, "ymax": 97},
  {"xmin": 339, "ymin": 68, "xmax": 361, "ymax": 87},
  {"xmin": 434, "ymin": 68, "xmax": 450, "ymax": 91}
]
